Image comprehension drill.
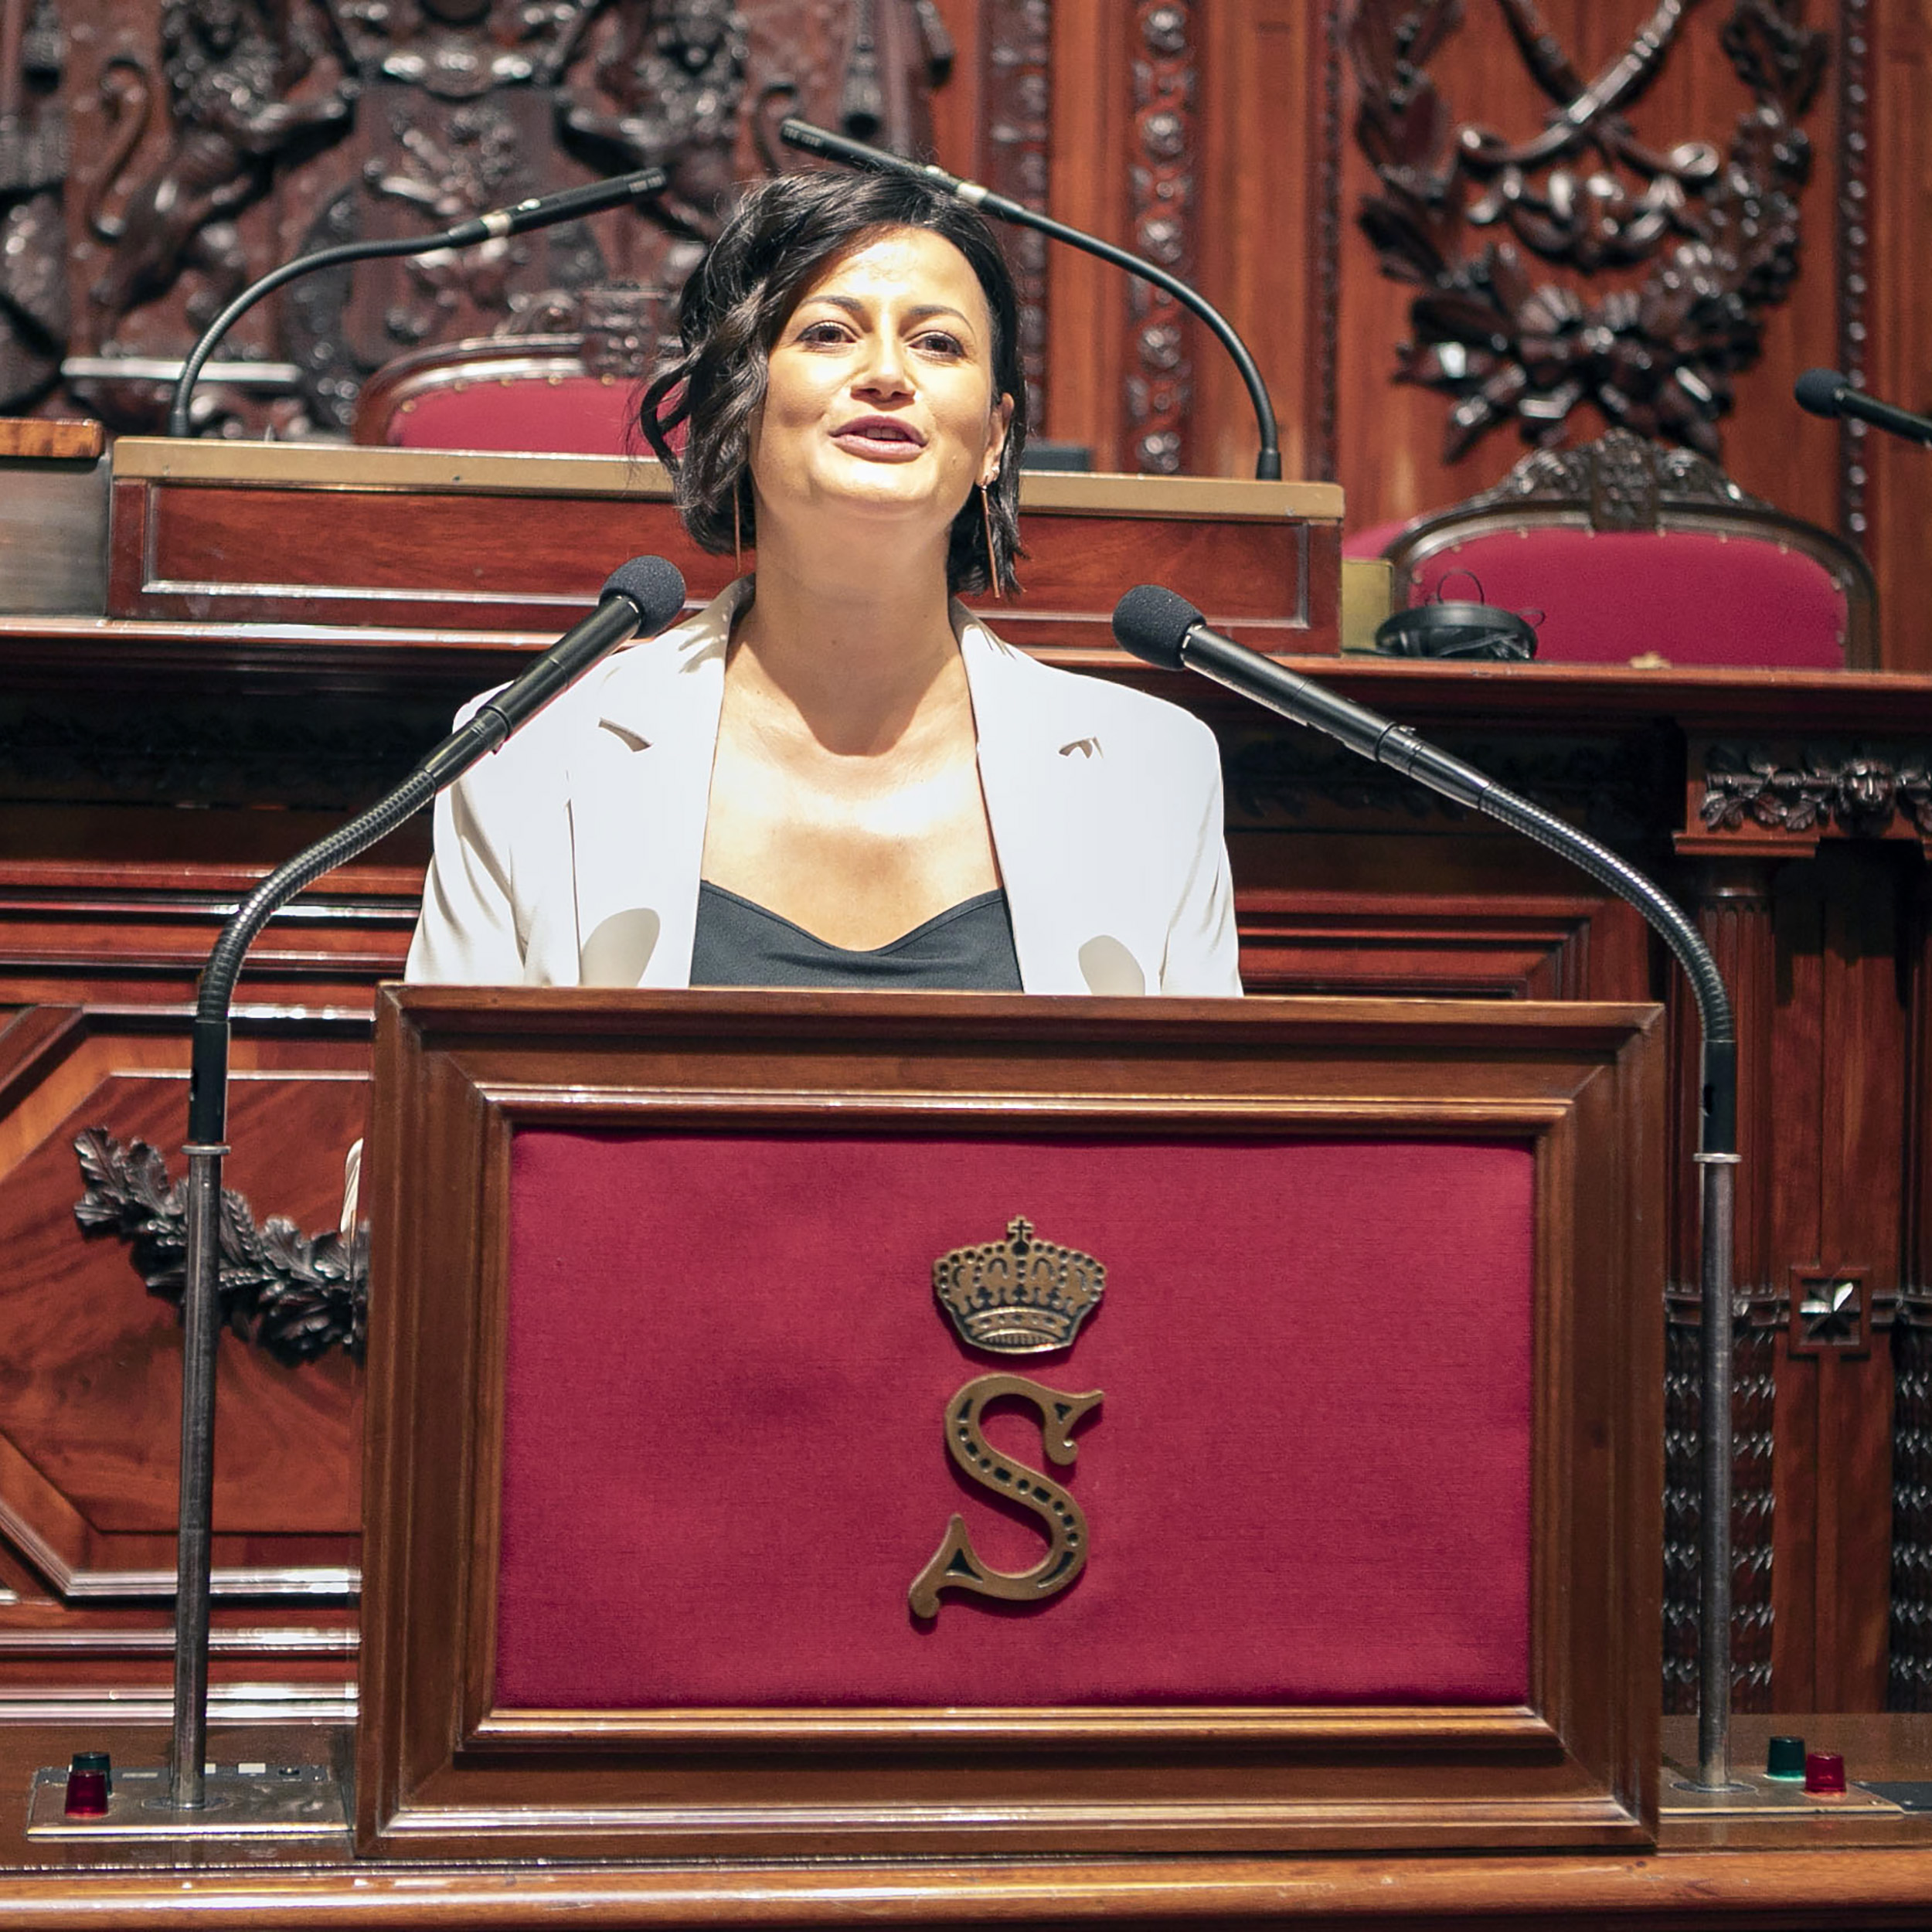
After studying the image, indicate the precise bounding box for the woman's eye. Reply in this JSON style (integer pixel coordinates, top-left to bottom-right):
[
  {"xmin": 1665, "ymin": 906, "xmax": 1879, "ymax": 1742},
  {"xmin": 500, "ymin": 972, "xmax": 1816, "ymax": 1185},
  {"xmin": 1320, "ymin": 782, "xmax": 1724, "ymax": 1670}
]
[
  {"xmin": 916, "ymin": 331, "xmax": 966, "ymax": 357},
  {"xmin": 796, "ymin": 320, "xmax": 852, "ymax": 346}
]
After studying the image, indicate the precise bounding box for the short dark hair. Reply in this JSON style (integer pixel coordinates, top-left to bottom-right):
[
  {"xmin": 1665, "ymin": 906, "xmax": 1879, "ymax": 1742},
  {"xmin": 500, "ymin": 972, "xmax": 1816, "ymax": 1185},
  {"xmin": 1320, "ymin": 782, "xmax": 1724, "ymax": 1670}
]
[{"xmin": 639, "ymin": 169, "xmax": 1028, "ymax": 597}]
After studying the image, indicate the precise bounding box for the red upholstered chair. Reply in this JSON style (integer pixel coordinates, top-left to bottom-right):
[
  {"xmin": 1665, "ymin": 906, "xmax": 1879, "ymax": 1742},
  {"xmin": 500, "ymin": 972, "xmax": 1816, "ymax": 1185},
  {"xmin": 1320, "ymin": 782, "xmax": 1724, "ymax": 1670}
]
[
  {"xmin": 352, "ymin": 333, "xmax": 645, "ymax": 456},
  {"xmin": 1374, "ymin": 430, "xmax": 1875, "ymax": 669}
]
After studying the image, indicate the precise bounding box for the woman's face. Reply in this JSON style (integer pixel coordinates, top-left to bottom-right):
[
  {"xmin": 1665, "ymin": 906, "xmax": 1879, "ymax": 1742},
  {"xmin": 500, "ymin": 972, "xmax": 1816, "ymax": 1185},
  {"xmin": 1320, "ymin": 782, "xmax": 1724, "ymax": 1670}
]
[{"xmin": 748, "ymin": 226, "xmax": 1012, "ymax": 554}]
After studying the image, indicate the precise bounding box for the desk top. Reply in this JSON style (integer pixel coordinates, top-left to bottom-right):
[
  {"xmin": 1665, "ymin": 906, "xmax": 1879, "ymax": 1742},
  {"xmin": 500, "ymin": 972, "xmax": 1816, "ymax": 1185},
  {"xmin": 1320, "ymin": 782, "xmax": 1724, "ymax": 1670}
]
[
  {"xmin": 1, "ymin": 1719, "xmax": 1930, "ymax": 1927},
  {"xmin": 107, "ymin": 439, "xmax": 1347, "ymax": 522}
]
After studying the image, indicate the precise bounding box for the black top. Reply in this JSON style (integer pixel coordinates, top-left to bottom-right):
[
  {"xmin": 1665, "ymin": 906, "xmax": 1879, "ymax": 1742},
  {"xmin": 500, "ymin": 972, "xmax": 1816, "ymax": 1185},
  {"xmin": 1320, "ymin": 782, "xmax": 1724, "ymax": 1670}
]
[{"xmin": 690, "ymin": 883, "xmax": 1022, "ymax": 992}]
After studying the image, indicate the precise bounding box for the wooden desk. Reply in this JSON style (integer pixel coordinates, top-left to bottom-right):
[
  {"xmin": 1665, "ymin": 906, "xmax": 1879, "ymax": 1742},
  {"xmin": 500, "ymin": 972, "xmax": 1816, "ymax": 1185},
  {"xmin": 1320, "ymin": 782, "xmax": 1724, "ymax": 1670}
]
[{"xmin": 102, "ymin": 440, "xmax": 1344, "ymax": 654}]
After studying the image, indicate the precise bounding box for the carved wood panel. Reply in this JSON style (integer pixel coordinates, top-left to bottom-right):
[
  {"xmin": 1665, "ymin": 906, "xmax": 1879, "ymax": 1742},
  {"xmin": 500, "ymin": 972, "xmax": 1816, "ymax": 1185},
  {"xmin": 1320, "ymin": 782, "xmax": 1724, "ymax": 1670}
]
[
  {"xmin": 0, "ymin": 1005, "xmax": 366, "ymax": 1706},
  {"xmin": 14, "ymin": 0, "xmax": 1932, "ymax": 672},
  {"xmin": 5, "ymin": 0, "xmax": 952, "ymax": 436}
]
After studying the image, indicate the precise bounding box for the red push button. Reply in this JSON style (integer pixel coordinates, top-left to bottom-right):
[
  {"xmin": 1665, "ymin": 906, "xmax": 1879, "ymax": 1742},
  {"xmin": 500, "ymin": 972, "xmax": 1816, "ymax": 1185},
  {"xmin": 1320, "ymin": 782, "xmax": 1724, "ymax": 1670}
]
[{"xmin": 63, "ymin": 1752, "xmax": 110, "ymax": 1817}]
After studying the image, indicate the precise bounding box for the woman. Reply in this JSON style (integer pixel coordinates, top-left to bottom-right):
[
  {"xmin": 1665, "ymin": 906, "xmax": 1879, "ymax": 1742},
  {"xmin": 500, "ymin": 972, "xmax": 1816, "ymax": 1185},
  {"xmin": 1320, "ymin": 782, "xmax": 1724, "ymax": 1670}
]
[{"xmin": 406, "ymin": 170, "xmax": 1240, "ymax": 995}]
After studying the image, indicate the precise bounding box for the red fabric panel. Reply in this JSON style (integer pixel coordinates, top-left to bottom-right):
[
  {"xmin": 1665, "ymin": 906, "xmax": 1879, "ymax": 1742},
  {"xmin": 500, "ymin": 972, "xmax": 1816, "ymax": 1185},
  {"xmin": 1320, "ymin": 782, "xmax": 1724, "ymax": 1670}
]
[
  {"xmin": 383, "ymin": 376, "xmax": 641, "ymax": 455},
  {"xmin": 1410, "ymin": 527, "xmax": 1845, "ymax": 668},
  {"xmin": 496, "ymin": 1131, "xmax": 1532, "ymax": 1709}
]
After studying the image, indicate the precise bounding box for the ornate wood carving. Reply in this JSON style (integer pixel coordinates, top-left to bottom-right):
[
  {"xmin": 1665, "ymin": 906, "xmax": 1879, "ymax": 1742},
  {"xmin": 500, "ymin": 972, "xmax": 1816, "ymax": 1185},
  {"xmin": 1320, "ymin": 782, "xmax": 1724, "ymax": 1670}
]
[
  {"xmin": 978, "ymin": 0, "xmax": 1049, "ymax": 428},
  {"xmin": 0, "ymin": 0, "xmax": 71, "ymax": 411},
  {"xmin": 1894, "ymin": 1295, "xmax": 1932, "ymax": 1709},
  {"xmin": 1834, "ymin": 0, "xmax": 1870, "ymax": 541},
  {"xmin": 73, "ymin": 1127, "xmax": 367, "ymax": 1363},
  {"xmin": 83, "ymin": 0, "xmax": 359, "ymax": 345},
  {"xmin": 1311, "ymin": 0, "xmax": 1345, "ymax": 481},
  {"xmin": 554, "ymin": 1, "xmax": 749, "ymax": 257},
  {"xmin": 1124, "ymin": 1, "xmax": 1194, "ymax": 474},
  {"xmin": 1700, "ymin": 743, "xmax": 1932, "ymax": 838},
  {"xmin": 1415, "ymin": 423, "xmax": 1769, "ymax": 530},
  {"xmin": 1349, "ymin": 0, "xmax": 1829, "ymax": 459},
  {"xmin": 1663, "ymin": 1308, "xmax": 1778, "ymax": 1711},
  {"xmin": 24, "ymin": 2, "xmax": 948, "ymax": 436}
]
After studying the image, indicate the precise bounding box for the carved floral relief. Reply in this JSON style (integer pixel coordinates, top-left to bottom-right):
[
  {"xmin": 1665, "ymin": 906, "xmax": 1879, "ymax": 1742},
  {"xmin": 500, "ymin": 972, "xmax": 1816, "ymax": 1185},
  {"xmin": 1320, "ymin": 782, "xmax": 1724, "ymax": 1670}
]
[{"xmin": 1349, "ymin": 0, "xmax": 1828, "ymax": 459}]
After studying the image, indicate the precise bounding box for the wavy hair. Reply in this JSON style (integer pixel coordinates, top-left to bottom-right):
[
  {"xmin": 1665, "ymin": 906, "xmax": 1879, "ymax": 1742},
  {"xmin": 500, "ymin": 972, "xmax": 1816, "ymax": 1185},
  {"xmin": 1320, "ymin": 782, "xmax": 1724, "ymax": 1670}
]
[{"xmin": 639, "ymin": 169, "xmax": 1028, "ymax": 596}]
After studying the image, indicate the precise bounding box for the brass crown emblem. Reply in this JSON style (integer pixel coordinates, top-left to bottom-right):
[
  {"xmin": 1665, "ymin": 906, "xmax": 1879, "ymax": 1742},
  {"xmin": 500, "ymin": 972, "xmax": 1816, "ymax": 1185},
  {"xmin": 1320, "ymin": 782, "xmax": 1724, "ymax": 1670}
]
[{"xmin": 933, "ymin": 1217, "xmax": 1105, "ymax": 1355}]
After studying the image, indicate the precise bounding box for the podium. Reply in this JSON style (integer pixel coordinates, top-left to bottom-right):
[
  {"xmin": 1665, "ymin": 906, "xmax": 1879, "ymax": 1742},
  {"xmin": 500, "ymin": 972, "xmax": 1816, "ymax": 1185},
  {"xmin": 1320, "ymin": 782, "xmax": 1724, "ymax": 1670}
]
[{"xmin": 356, "ymin": 988, "xmax": 1663, "ymax": 1869}]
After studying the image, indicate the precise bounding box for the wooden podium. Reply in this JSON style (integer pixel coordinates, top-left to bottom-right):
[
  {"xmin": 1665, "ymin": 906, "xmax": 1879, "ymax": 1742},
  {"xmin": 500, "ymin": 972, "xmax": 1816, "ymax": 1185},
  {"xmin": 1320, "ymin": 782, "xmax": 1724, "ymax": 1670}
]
[{"xmin": 358, "ymin": 988, "xmax": 1663, "ymax": 1869}]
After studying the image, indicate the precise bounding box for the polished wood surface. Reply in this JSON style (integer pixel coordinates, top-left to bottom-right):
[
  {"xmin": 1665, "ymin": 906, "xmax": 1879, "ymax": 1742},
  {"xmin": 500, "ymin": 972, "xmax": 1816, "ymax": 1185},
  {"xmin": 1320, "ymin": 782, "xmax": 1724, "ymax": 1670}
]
[
  {"xmin": 102, "ymin": 441, "xmax": 1343, "ymax": 651},
  {"xmin": 0, "ymin": 1719, "xmax": 1926, "ymax": 1926},
  {"xmin": 358, "ymin": 989, "xmax": 1662, "ymax": 1861},
  {"xmin": 0, "ymin": 421, "xmax": 104, "ymax": 462}
]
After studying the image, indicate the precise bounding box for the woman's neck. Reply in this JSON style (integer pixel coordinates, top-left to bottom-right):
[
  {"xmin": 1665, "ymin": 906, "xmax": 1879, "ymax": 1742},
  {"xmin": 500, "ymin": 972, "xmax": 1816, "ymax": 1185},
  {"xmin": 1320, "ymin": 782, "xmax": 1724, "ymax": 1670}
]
[{"xmin": 730, "ymin": 522, "xmax": 966, "ymax": 755}]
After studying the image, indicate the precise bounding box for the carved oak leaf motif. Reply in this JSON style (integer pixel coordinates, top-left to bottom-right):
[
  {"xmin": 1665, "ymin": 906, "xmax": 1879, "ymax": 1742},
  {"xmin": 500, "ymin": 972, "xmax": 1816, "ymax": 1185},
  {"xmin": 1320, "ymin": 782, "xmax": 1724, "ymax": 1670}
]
[
  {"xmin": 1701, "ymin": 743, "xmax": 1932, "ymax": 838},
  {"xmin": 1349, "ymin": 0, "xmax": 1828, "ymax": 458},
  {"xmin": 73, "ymin": 1128, "xmax": 366, "ymax": 1364}
]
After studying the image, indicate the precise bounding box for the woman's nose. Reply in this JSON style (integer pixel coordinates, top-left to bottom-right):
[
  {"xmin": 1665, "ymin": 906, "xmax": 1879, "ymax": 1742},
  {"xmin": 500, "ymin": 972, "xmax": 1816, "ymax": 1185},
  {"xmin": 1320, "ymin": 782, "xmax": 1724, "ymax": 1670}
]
[{"xmin": 853, "ymin": 332, "xmax": 914, "ymax": 398}]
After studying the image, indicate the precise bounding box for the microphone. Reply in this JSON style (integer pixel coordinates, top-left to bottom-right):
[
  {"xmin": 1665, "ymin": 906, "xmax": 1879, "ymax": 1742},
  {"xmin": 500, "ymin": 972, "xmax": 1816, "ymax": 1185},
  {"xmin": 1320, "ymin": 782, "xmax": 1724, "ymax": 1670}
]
[
  {"xmin": 165, "ymin": 554, "xmax": 683, "ymax": 1810},
  {"xmin": 1111, "ymin": 577, "xmax": 1744, "ymax": 1784},
  {"xmin": 417, "ymin": 553, "xmax": 687, "ymax": 783},
  {"xmin": 1109, "ymin": 581, "xmax": 1735, "ymax": 1149},
  {"xmin": 167, "ymin": 165, "xmax": 668, "ymax": 437},
  {"xmin": 779, "ymin": 117, "xmax": 1283, "ymax": 482},
  {"xmin": 440, "ymin": 168, "xmax": 672, "ymax": 247},
  {"xmin": 1794, "ymin": 368, "xmax": 1932, "ymax": 446}
]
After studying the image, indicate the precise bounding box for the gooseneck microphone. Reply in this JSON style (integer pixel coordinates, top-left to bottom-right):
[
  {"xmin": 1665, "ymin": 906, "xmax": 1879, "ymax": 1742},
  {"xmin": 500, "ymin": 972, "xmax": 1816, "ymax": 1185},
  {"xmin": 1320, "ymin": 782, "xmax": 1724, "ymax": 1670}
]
[
  {"xmin": 1112, "ymin": 580, "xmax": 1743, "ymax": 1791},
  {"xmin": 1794, "ymin": 368, "xmax": 1932, "ymax": 446},
  {"xmin": 166, "ymin": 166, "xmax": 668, "ymax": 438},
  {"xmin": 779, "ymin": 117, "xmax": 1283, "ymax": 482},
  {"xmin": 167, "ymin": 556, "xmax": 685, "ymax": 1812}
]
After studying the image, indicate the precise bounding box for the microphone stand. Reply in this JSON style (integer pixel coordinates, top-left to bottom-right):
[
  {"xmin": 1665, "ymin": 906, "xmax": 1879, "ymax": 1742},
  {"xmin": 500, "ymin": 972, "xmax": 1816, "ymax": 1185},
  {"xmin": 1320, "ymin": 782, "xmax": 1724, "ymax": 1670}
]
[
  {"xmin": 1117, "ymin": 599, "xmax": 1743, "ymax": 1791},
  {"xmin": 166, "ymin": 167, "xmax": 666, "ymax": 439},
  {"xmin": 163, "ymin": 564, "xmax": 677, "ymax": 1816},
  {"xmin": 778, "ymin": 118, "xmax": 1284, "ymax": 481}
]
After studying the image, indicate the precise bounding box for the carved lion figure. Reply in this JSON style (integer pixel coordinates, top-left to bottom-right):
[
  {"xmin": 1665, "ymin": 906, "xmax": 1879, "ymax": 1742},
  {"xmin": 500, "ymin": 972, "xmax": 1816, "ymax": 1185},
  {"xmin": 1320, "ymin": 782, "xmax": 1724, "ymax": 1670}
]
[{"xmin": 87, "ymin": 0, "xmax": 358, "ymax": 338}]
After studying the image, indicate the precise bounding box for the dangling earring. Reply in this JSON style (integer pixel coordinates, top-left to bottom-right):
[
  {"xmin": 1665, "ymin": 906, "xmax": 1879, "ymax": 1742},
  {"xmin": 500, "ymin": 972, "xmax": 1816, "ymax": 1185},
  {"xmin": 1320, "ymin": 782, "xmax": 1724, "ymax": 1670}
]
[
  {"xmin": 981, "ymin": 481, "xmax": 1002, "ymax": 601},
  {"xmin": 733, "ymin": 476, "xmax": 744, "ymax": 577}
]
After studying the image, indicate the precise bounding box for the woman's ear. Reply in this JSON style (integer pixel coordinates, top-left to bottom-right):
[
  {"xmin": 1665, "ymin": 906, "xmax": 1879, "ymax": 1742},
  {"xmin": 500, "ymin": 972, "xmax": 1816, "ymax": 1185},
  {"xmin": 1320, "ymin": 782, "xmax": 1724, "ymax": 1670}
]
[{"xmin": 983, "ymin": 391, "xmax": 1015, "ymax": 485}]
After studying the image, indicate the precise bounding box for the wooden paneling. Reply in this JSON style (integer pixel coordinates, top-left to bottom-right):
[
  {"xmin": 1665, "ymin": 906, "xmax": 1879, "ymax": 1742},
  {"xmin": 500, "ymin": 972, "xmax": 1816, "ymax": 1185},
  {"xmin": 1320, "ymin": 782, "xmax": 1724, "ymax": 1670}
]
[
  {"xmin": 1862, "ymin": 3, "xmax": 1932, "ymax": 671},
  {"xmin": 1764, "ymin": 845, "xmax": 1912, "ymax": 1712},
  {"xmin": 938, "ymin": 2, "xmax": 1930, "ymax": 664},
  {"xmin": 16, "ymin": 0, "xmax": 1932, "ymax": 657},
  {"xmin": 104, "ymin": 444, "xmax": 1343, "ymax": 648},
  {"xmin": 0, "ymin": 830, "xmax": 411, "ymax": 1699}
]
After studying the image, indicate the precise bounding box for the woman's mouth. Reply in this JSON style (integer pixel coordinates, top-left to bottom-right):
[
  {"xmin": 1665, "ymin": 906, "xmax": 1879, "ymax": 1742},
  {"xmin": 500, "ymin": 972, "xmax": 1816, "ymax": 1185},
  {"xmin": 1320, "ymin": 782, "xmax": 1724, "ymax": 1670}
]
[{"xmin": 831, "ymin": 417, "xmax": 927, "ymax": 461}]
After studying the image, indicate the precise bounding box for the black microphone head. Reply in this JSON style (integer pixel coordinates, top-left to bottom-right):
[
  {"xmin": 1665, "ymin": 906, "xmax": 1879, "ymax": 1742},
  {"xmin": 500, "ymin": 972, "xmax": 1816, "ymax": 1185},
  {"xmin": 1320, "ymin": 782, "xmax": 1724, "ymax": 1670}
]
[
  {"xmin": 1795, "ymin": 367, "xmax": 1848, "ymax": 419},
  {"xmin": 1111, "ymin": 583, "xmax": 1204, "ymax": 670},
  {"xmin": 601, "ymin": 555, "xmax": 687, "ymax": 634}
]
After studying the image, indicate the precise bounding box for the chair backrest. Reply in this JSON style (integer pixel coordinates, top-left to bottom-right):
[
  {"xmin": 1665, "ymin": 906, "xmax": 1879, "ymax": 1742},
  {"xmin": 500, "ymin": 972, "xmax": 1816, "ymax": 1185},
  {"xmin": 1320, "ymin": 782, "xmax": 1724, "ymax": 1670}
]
[
  {"xmin": 1378, "ymin": 431, "xmax": 1875, "ymax": 669},
  {"xmin": 352, "ymin": 335, "xmax": 642, "ymax": 457}
]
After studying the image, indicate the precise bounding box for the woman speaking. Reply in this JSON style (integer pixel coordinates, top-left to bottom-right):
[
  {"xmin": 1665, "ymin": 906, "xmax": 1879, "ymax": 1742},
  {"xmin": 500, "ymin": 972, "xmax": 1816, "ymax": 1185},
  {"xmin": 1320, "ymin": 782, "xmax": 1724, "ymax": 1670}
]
[{"xmin": 406, "ymin": 169, "xmax": 1240, "ymax": 995}]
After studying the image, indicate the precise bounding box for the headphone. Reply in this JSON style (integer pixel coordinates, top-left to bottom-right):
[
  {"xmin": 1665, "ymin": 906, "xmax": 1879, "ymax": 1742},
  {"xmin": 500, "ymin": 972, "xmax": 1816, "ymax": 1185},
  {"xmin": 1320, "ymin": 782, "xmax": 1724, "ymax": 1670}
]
[{"xmin": 1372, "ymin": 599, "xmax": 1538, "ymax": 662}]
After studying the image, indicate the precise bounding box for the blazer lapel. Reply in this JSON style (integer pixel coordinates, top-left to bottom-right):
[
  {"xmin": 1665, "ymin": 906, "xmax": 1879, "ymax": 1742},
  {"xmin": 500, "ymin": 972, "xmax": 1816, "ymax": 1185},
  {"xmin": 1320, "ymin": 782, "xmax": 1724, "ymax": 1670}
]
[
  {"xmin": 563, "ymin": 585, "xmax": 740, "ymax": 987},
  {"xmin": 961, "ymin": 613, "xmax": 1141, "ymax": 995}
]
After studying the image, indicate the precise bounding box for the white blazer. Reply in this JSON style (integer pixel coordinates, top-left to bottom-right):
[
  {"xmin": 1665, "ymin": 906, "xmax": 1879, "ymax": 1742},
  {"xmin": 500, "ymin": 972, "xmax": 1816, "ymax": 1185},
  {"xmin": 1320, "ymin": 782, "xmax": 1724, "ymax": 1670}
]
[{"xmin": 405, "ymin": 580, "xmax": 1241, "ymax": 995}]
